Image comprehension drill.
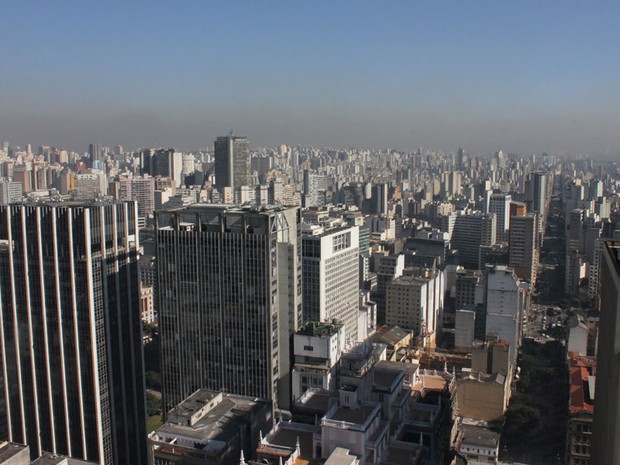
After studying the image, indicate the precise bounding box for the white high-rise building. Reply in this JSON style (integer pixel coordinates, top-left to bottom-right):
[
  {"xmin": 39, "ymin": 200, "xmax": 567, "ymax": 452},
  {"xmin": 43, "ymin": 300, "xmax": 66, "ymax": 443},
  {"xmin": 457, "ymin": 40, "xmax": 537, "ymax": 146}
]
[
  {"xmin": 385, "ymin": 267, "xmax": 445, "ymax": 347},
  {"xmin": 302, "ymin": 224, "xmax": 360, "ymax": 343},
  {"xmin": 484, "ymin": 266, "xmax": 528, "ymax": 366},
  {"xmin": 0, "ymin": 179, "xmax": 23, "ymax": 205},
  {"xmin": 487, "ymin": 192, "xmax": 512, "ymax": 243}
]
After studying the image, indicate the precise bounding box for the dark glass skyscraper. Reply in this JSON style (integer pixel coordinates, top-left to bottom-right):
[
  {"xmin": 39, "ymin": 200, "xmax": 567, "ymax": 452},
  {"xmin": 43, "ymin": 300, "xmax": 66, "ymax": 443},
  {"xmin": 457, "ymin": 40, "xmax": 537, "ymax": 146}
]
[
  {"xmin": 156, "ymin": 204, "xmax": 301, "ymax": 413},
  {"xmin": 0, "ymin": 200, "xmax": 147, "ymax": 464},
  {"xmin": 214, "ymin": 133, "xmax": 251, "ymax": 192}
]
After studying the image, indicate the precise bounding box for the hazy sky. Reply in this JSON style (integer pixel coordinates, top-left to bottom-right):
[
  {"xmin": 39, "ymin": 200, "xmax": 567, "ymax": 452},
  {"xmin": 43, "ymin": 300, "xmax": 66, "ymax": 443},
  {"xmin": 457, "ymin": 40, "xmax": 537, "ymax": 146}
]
[{"xmin": 1, "ymin": 1, "xmax": 619, "ymax": 156}]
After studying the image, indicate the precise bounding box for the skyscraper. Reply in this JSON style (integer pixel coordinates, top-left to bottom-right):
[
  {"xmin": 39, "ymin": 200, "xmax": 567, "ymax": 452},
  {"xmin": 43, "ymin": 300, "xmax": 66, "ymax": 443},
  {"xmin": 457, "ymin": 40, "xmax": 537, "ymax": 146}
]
[
  {"xmin": 526, "ymin": 171, "xmax": 549, "ymax": 242},
  {"xmin": 509, "ymin": 213, "xmax": 539, "ymax": 286},
  {"xmin": 156, "ymin": 204, "xmax": 301, "ymax": 412},
  {"xmin": 591, "ymin": 240, "xmax": 620, "ymax": 464},
  {"xmin": 0, "ymin": 201, "xmax": 147, "ymax": 464},
  {"xmin": 487, "ymin": 192, "xmax": 512, "ymax": 243},
  {"xmin": 214, "ymin": 133, "xmax": 251, "ymax": 195},
  {"xmin": 88, "ymin": 143, "xmax": 101, "ymax": 163},
  {"xmin": 450, "ymin": 212, "xmax": 496, "ymax": 269},
  {"xmin": 301, "ymin": 224, "xmax": 360, "ymax": 342}
]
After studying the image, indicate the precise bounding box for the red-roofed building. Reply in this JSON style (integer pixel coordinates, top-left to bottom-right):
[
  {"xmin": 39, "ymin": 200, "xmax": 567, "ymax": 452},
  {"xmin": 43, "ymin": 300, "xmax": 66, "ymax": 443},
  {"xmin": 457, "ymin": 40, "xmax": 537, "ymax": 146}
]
[{"xmin": 566, "ymin": 352, "xmax": 595, "ymax": 465}]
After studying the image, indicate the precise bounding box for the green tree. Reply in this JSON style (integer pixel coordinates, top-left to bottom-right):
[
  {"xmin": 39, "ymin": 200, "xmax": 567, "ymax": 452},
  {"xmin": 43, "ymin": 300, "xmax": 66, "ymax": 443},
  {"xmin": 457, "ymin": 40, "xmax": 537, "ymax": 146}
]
[{"xmin": 146, "ymin": 392, "xmax": 161, "ymax": 417}]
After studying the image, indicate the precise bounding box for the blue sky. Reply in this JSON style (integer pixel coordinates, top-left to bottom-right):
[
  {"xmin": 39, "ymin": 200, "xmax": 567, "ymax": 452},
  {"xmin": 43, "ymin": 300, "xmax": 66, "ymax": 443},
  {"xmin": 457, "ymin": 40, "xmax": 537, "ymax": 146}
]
[{"xmin": 1, "ymin": 1, "xmax": 619, "ymax": 155}]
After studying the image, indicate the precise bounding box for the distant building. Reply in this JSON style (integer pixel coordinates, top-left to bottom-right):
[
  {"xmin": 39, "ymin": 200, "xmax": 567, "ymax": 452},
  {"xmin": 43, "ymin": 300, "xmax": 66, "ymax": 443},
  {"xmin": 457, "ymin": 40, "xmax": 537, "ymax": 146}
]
[
  {"xmin": 0, "ymin": 180, "xmax": 22, "ymax": 205},
  {"xmin": 509, "ymin": 213, "xmax": 539, "ymax": 286},
  {"xmin": 487, "ymin": 192, "xmax": 512, "ymax": 243},
  {"xmin": 484, "ymin": 266, "xmax": 529, "ymax": 366},
  {"xmin": 385, "ymin": 268, "xmax": 445, "ymax": 347},
  {"xmin": 214, "ymin": 134, "xmax": 251, "ymax": 197},
  {"xmin": 449, "ymin": 212, "xmax": 496, "ymax": 269},
  {"xmin": 140, "ymin": 285, "xmax": 155, "ymax": 325}
]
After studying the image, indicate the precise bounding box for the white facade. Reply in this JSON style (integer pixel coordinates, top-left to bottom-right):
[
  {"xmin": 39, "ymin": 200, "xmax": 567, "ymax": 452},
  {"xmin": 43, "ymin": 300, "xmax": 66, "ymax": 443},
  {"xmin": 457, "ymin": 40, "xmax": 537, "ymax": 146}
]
[
  {"xmin": 385, "ymin": 269, "xmax": 445, "ymax": 347},
  {"xmin": 488, "ymin": 193, "xmax": 511, "ymax": 243},
  {"xmin": 292, "ymin": 323, "xmax": 346, "ymax": 400},
  {"xmin": 455, "ymin": 309, "xmax": 476, "ymax": 351},
  {"xmin": 302, "ymin": 225, "xmax": 361, "ymax": 342},
  {"xmin": 484, "ymin": 266, "xmax": 526, "ymax": 366}
]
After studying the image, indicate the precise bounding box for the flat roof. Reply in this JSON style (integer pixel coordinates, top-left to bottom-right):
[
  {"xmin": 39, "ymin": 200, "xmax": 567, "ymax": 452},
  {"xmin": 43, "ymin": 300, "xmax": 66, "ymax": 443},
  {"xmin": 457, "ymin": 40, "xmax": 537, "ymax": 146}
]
[
  {"xmin": 157, "ymin": 391, "xmax": 268, "ymax": 443},
  {"xmin": 376, "ymin": 360, "xmax": 420, "ymax": 375},
  {"xmin": 328, "ymin": 405, "xmax": 376, "ymax": 425},
  {"xmin": 459, "ymin": 425, "xmax": 500, "ymax": 448},
  {"xmin": 0, "ymin": 442, "xmax": 27, "ymax": 462}
]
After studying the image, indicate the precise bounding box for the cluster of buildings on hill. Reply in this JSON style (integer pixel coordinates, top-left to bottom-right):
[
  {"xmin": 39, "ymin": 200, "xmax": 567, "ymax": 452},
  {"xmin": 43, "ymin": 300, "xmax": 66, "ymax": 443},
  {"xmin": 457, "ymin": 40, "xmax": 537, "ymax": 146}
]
[{"xmin": 0, "ymin": 135, "xmax": 619, "ymax": 464}]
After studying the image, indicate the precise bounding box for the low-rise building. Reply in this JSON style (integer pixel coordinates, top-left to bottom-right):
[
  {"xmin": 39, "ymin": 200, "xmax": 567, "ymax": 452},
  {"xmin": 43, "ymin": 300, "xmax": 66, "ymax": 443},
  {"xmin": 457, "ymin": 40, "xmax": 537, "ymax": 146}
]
[
  {"xmin": 454, "ymin": 422, "xmax": 501, "ymax": 465},
  {"xmin": 292, "ymin": 321, "xmax": 346, "ymax": 402},
  {"xmin": 456, "ymin": 370, "xmax": 510, "ymax": 422},
  {"xmin": 566, "ymin": 352, "xmax": 595, "ymax": 465},
  {"xmin": 148, "ymin": 390, "xmax": 272, "ymax": 465}
]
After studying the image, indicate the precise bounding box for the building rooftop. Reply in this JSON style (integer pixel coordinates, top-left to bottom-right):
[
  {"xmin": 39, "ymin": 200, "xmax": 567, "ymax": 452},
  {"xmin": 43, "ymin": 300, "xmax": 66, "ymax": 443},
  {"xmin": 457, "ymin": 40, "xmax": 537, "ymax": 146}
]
[
  {"xmin": 0, "ymin": 442, "xmax": 27, "ymax": 463},
  {"xmin": 264, "ymin": 423, "xmax": 316, "ymax": 459},
  {"xmin": 459, "ymin": 424, "xmax": 500, "ymax": 449},
  {"xmin": 156, "ymin": 390, "xmax": 269, "ymax": 444},
  {"xmin": 568, "ymin": 352, "xmax": 596, "ymax": 415},
  {"xmin": 2, "ymin": 197, "xmax": 124, "ymax": 208},
  {"xmin": 31, "ymin": 452, "xmax": 95, "ymax": 465},
  {"xmin": 372, "ymin": 368, "xmax": 404, "ymax": 392},
  {"xmin": 371, "ymin": 325, "xmax": 411, "ymax": 347},
  {"xmin": 327, "ymin": 404, "xmax": 376, "ymax": 426},
  {"xmin": 298, "ymin": 321, "xmax": 343, "ymax": 338},
  {"xmin": 324, "ymin": 447, "xmax": 358, "ymax": 465},
  {"xmin": 376, "ymin": 360, "xmax": 420, "ymax": 376}
]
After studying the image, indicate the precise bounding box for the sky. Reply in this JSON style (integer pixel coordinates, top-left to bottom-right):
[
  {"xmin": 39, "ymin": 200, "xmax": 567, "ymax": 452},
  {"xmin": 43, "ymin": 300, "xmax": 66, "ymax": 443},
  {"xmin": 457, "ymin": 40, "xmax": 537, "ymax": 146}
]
[{"xmin": 1, "ymin": 1, "xmax": 619, "ymax": 156}]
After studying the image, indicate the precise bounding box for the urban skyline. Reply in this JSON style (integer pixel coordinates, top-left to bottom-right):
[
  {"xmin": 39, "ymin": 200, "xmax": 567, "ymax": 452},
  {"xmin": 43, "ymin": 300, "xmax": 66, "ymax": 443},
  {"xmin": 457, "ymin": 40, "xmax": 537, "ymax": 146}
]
[
  {"xmin": 1, "ymin": 2, "xmax": 620, "ymax": 464},
  {"xmin": 2, "ymin": 2, "xmax": 620, "ymax": 155}
]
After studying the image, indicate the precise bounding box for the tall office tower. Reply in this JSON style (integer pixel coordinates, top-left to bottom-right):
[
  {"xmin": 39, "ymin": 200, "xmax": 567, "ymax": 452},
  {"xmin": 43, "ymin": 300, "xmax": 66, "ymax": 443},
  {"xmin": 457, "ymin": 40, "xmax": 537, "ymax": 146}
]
[
  {"xmin": 214, "ymin": 133, "xmax": 251, "ymax": 195},
  {"xmin": 487, "ymin": 193, "xmax": 512, "ymax": 243},
  {"xmin": 88, "ymin": 143, "xmax": 101, "ymax": 163},
  {"xmin": 372, "ymin": 253, "xmax": 405, "ymax": 324},
  {"xmin": 526, "ymin": 171, "xmax": 549, "ymax": 240},
  {"xmin": 12, "ymin": 164, "xmax": 32, "ymax": 194},
  {"xmin": 156, "ymin": 205, "xmax": 302, "ymax": 413},
  {"xmin": 509, "ymin": 213, "xmax": 539, "ymax": 286},
  {"xmin": 0, "ymin": 180, "xmax": 23, "ymax": 205},
  {"xmin": 119, "ymin": 175, "xmax": 155, "ymax": 228},
  {"xmin": 371, "ymin": 182, "xmax": 388, "ymax": 214},
  {"xmin": 591, "ymin": 240, "xmax": 620, "ymax": 464},
  {"xmin": 140, "ymin": 149, "xmax": 184, "ymax": 188},
  {"xmin": 442, "ymin": 171, "xmax": 462, "ymax": 197},
  {"xmin": 484, "ymin": 266, "xmax": 528, "ymax": 367},
  {"xmin": 385, "ymin": 268, "xmax": 445, "ymax": 347},
  {"xmin": 0, "ymin": 201, "xmax": 147, "ymax": 464},
  {"xmin": 450, "ymin": 212, "xmax": 496, "ymax": 269},
  {"xmin": 301, "ymin": 224, "xmax": 360, "ymax": 342}
]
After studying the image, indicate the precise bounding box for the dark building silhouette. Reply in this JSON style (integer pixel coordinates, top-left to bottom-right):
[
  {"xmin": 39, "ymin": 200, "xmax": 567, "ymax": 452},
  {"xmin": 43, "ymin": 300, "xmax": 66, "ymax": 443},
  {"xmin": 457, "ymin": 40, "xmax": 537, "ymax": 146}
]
[{"xmin": 0, "ymin": 201, "xmax": 147, "ymax": 464}]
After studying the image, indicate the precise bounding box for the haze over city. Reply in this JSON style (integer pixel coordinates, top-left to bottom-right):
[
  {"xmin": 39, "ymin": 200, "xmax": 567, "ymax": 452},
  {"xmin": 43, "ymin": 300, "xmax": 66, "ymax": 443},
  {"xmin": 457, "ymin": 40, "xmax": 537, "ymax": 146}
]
[{"xmin": 2, "ymin": 1, "xmax": 619, "ymax": 155}]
